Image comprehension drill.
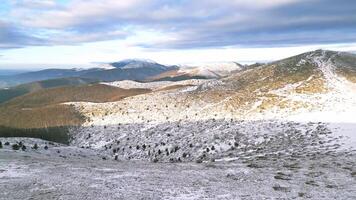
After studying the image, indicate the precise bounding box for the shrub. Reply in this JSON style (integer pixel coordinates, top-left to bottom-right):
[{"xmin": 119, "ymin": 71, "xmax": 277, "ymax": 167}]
[
  {"xmin": 44, "ymin": 145, "xmax": 48, "ymax": 150},
  {"xmin": 21, "ymin": 145, "xmax": 26, "ymax": 151},
  {"xmin": 12, "ymin": 144, "xmax": 20, "ymax": 150},
  {"xmin": 4, "ymin": 142, "xmax": 10, "ymax": 146},
  {"xmin": 0, "ymin": 141, "xmax": 2, "ymax": 148},
  {"xmin": 33, "ymin": 143, "xmax": 39, "ymax": 150},
  {"xmin": 211, "ymin": 145, "xmax": 215, "ymax": 150}
]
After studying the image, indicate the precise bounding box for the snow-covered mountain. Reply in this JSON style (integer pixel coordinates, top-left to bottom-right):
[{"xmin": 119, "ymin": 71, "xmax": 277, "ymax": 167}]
[
  {"xmin": 57, "ymin": 50, "xmax": 356, "ymax": 162},
  {"xmin": 69, "ymin": 50, "xmax": 356, "ymax": 125},
  {"xmin": 178, "ymin": 62, "xmax": 243, "ymax": 78},
  {"xmin": 1, "ymin": 50, "xmax": 356, "ymax": 163},
  {"xmin": 0, "ymin": 59, "xmax": 174, "ymax": 88}
]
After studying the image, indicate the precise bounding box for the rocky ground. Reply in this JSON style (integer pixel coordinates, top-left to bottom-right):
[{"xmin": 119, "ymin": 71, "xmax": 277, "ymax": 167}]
[{"xmin": 1, "ymin": 120, "xmax": 355, "ymax": 200}]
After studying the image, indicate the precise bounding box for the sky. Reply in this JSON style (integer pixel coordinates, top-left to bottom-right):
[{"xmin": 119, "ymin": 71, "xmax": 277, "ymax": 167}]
[{"xmin": 0, "ymin": 0, "xmax": 356, "ymax": 69}]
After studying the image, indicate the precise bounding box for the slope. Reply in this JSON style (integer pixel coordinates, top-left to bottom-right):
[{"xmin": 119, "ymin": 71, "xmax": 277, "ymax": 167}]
[{"xmin": 0, "ymin": 77, "xmax": 98, "ymax": 104}]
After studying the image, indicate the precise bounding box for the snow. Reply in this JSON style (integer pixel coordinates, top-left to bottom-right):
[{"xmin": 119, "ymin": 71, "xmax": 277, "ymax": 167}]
[
  {"xmin": 100, "ymin": 79, "xmax": 210, "ymax": 90},
  {"xmin": 98, "ymin": 63, "xmax": 116, "ymax": 70},
  {"xmin": 178, "ymin": 62, "xmax": 242, "ymax": 77}
]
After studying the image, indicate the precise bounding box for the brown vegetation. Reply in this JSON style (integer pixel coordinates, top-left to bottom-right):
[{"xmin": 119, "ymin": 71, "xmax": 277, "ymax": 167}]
[{"xmin": 0, "ymin": 84, "xmax": 151, "ymax": 129}]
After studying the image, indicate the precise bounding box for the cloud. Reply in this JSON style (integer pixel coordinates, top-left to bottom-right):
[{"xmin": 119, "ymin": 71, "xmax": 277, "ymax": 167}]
[
  {"xmin": 2, "ymin": 0, "xmax": 356, "ymax": 49},
  {"xmin": 0, "ymin": 20, "xmax": 47, "ymax": 49}
]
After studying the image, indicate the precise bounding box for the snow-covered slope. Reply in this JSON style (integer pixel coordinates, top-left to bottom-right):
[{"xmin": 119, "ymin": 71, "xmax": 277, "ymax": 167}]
[
  {"xmin": 178, "ymin": 62, "xmax": 242, "ymax": 78},
  {"xmin": 68, "ymin": 50, "xmax": 356, "ymax": 126},
  {"xmin": 101, "ymin": 79, "xmax": 210, "ymax": 90}
]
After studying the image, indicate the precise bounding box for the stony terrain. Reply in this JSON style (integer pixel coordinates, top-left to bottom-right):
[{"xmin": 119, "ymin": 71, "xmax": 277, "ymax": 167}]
[{"xmin": 1, "ymin": 127, "xmax": 355, "ymax": 200}]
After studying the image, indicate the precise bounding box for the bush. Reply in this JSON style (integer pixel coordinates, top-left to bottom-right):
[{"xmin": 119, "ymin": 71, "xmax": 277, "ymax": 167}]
[
  {"xmin": 12, "ymin": 144, "xmax": 20, "ymax": 150},
  {"xmin": 4, "ymin": 142, "xmax": 10, "ymax": 146},
  {"xmin": 44, "ymin": 145, "xmax": 48, "ymax": 150},
  {"xmin": 33, "ymin": 143, "xmax": 39, "ymax": 150},
  {"xmin": 21, "ymin": 145, "xmax": 26, "ymax": 151},
  {"xmin": 0, "ymin": 141, "xmax": 2, "ymax": 148}
]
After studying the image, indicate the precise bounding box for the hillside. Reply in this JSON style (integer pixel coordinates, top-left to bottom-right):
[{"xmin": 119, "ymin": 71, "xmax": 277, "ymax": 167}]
[
  {"xmin": 146, "ymin": 62, "xmax": 242, "ymax": 81},
  {"xmin": 1, "ymin": 50, "xmax": 355, "ymax": 158},
  {"xmin": 0, "ymin": 84, "xmax": 150, "ymax": 129},
  {"xmin": 0, "ymin": 68, "xmax": 104, "ymax": 88},
  {"xmin": 0, "ymin": 77, "xmax": 98, "ymax": 104},
  {"xmin": 64, "ymin": 50, "xmax": 356, "ymax": 162}
]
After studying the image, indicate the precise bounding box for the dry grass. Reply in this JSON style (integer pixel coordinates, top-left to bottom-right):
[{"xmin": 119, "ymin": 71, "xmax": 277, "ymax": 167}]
[{"xmin": 0, "ymin": 84, "xmax": 151, "ymax": 129}]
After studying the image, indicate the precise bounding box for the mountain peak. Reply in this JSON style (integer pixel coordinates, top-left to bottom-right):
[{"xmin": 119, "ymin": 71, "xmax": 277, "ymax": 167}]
[{"xmin": 109, "ymin": 59, "xmax": 168, "ymax": 70}]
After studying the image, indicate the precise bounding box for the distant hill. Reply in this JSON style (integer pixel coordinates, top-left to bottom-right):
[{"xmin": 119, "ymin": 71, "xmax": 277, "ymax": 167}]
[
  {"xmin": 0, "ymin": 77, "xmax": 98, "ymax": 104},
  {"xmin": 0, "ymin": 59, "xmax": 175, "ymax": 88}
]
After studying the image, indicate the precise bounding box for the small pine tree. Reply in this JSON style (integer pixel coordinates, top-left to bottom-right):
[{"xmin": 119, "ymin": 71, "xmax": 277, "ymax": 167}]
[
  {"xmin": 21, "ymin": 145, "xmax": 26, "ymax": 151},
  {"xmin": 33, "ymin": 143, "xmax": 39, "ymax": 150},
  {"xmin": 12, "ymin": 144, "xmax": 20, "ymax": 150},
  {"xmin": 44, "ymin": 146, "xmax": 48, "ymax": 150}
]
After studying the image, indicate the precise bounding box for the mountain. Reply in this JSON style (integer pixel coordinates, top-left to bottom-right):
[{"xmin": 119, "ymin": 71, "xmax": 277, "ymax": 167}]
[
  {"xmin": 146, "ymin": 62, "xmax": 242, "ymax": 81},
  {"xmin": 0, "ymin": 59, "xmax": 174, "ymax": 88},
  {"xmin": 82, "ymin": 59, "xmax": 174, "ymax": 82},
  {"xmin": 1, "ymin": 50, "xmax": 355, "ymax": 162},
  {"xmin": 0, "ymin": 77, "xmax": 98, "ymax": 104},
  {"xmin": 58, "ymin": 50, "xmax": 356, "ymax": 161},
  {"xmin": 0, "ymin": 68, "xmax": 103, "ymax": 88}
]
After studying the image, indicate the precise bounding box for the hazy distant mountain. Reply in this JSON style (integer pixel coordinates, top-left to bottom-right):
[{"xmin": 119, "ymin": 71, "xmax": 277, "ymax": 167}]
[
  {"xmin": 0, "ymin": 59, "xmax": 174, "ymax": 88},
  {"xmin": 0, "ymin": 68, "xmax": 103, "ymax": 88},
  {"xmin": 82, "ymin": 59, "xmax": 175, "ymax": 82},
  {"xmin": 146, "ymin": 62, "xmax": 243, "ymax": 81}
]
